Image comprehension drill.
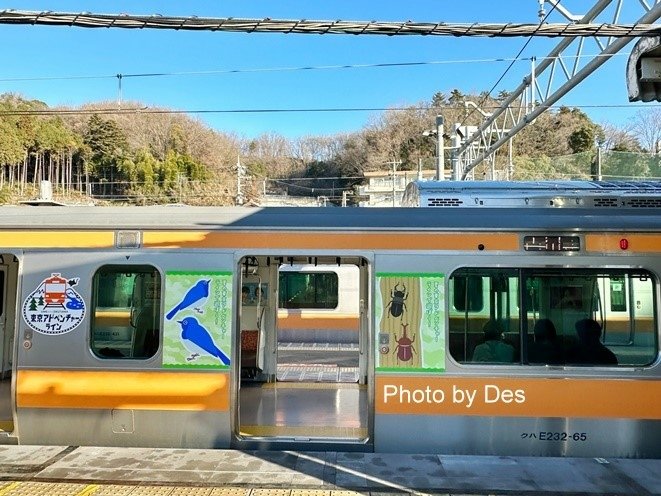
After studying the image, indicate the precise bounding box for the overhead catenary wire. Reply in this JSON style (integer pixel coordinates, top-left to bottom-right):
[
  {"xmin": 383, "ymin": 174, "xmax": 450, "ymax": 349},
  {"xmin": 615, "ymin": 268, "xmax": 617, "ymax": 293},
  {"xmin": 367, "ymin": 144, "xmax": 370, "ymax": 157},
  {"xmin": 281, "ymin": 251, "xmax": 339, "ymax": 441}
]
[
  {"xmin": 0, "ymin": 103, "xmax": 659, "ymax": 118},
  {"xmin": 0, "ymin": 53, "xmax": 629, "ymax": 83},
  {"xmin": 0, "ymin": 10, "xmax": 660, "ymax": 38}
]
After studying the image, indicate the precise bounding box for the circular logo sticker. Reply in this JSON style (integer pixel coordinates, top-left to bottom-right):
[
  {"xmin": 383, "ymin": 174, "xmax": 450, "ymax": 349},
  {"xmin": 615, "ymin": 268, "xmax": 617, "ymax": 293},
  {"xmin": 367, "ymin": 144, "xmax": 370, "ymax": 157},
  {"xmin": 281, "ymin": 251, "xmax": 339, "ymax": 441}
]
[{"xmin": 22, "ymin": 273, "xmax": 86, "ymax": 335}]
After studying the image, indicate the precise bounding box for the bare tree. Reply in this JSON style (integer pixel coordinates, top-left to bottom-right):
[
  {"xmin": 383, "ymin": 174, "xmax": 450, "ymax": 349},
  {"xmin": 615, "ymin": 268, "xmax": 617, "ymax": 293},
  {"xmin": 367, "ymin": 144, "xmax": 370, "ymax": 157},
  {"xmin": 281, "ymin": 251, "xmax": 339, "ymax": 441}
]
[
  {"xmin": 244, "ymin": 132, "xmax": 295, "ymax": 177},
  {"xmin": 629, "ymin": 108, "xmax": 661, "ymax": 154},
  {"xmin": 291, "ymin": 135, "xmax": 338, "ymax": 164},
  {"xmin": 598, "ymin": 121, "xmax": 641, "ymax": 152}
]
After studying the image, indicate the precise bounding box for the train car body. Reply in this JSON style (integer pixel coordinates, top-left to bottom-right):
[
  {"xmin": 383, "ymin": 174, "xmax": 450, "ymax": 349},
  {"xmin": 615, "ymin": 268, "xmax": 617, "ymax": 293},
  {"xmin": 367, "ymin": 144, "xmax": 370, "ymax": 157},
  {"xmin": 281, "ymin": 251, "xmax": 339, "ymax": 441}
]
[{"xmin": 0, "ymin": 181, "xmax": 659, "ymax": 457}]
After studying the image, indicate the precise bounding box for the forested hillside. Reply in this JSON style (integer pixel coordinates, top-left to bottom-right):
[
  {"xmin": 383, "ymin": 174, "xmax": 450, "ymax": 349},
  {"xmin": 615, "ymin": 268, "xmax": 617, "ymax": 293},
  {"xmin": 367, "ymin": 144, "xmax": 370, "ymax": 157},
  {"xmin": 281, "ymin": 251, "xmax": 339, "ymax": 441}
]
[
  {"xmin": 0, "ymin": 91, "xmax": 658, "ymax": 205},
  {"xmin": 0, "ymin": 94, "xmax": 242, "ymax": 204}
]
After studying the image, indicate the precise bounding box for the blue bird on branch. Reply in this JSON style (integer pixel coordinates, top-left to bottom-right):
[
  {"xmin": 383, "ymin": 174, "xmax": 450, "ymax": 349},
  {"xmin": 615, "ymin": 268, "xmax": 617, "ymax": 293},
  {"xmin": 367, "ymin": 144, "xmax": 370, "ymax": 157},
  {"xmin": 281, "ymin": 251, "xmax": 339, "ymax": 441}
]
[
  {"xmin": 166, "ymin": 279, "xmax": 210, "ymax": 320},
  {"xmin": 177, "ymin": 317, "xmax": 230, "ymax": 365}
]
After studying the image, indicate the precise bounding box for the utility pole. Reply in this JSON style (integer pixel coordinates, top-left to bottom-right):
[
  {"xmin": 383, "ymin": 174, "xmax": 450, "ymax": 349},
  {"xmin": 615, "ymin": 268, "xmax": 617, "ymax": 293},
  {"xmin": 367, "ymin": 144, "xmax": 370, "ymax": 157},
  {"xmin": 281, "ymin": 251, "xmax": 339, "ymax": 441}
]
[
  {"xmin": 451, "ymin": 126, "xmax": 463, "ymax": 180},
  {"xmin": 116, "ymin": 74, "xmax": 123, "ymax": 108},
  {"xmin": 435, "ymin": 115, "xmax": 444, "ymax": 180},
  {"xmin": 236, "ymin": 155, "xmax": 246, "ymax": 205},
  {"xmin": 388, "ymin": 160, "xmax": 402, "ymax": 207},
  {"xmin": 392, "ymin": 161, "xmax": 397, "ymax": 207},
  {"xmin": 422, "ymin": 115, "xmax": 444, "ymax": 180},
  {"xmin": 507, "ymin": 138, "xmax": 514, "ymax": 180}
]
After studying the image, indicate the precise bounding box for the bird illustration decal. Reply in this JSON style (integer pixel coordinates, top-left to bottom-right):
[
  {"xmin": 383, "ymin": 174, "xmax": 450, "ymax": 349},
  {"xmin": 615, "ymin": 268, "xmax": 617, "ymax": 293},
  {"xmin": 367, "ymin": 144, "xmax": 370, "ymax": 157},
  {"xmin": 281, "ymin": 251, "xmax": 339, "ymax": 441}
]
[
  {"xmin": 177, "ymin": 317, "xmax": 230, "ymax": 365},
  {"xmin": 166, "ymin": 279, "xmax": 210, "ymax": 320}
]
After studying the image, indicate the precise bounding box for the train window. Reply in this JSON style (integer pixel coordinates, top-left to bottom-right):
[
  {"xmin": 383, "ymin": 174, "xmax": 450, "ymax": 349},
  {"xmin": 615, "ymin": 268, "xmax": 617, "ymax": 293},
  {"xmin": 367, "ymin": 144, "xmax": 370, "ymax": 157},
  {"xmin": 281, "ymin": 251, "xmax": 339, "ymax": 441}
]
[
  {"xmin": 449, "ymin": 268, "xmax": 657, "ymax": 367},
  {"xmin": 609, "ymin": 277, "xmax": 627, "ymax": 312},
  {"xmin": 278, "ymin": 271, "xmax": 338, "ymax": 309},
  {"xmin": 449, "ymin": 269, "xmax": 519, "ymax": 364},
  {"xmin": 522, "ymin": 269, "xmax": 657, "ymax": 366},
  {"xmin": 452, "ymin": 275, "xmax": 484, "ymax": 312},
  {"xmin": 90, "ymin": 265, "xmax": 161, "ymax": 359}
]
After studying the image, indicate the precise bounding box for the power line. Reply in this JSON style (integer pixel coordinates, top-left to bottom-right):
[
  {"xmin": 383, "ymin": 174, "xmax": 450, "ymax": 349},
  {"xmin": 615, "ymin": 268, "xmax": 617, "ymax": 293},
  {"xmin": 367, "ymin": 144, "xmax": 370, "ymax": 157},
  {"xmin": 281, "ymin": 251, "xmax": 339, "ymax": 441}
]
[
  {"xmin": 1, "ymin": 10, "xmax": 660, "ymax": 38},
  {"xmin": 268, "ymin": 176, "xmax": 363, "ymax": 182},
  {"xmin": 0, "ymin": 58, "xmax": 532, "ymax": 83},
  {"xmin": 0, "ymin": 103, "xmax": 659, "ymax": 118},
  {"xmin": 268, "ymin": 179, "xmax": 355, "ymax": 194},
  {"xmin": 0, "ymin": 53, "xmax": 628, "ymax": 83}
]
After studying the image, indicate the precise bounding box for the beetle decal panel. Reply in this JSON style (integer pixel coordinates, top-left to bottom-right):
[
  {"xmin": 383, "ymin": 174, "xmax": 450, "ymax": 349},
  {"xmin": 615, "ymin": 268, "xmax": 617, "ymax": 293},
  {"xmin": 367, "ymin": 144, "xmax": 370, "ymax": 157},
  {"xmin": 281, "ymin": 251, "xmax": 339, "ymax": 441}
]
[
  {"xmin": 22, "ymin": 273, "xmax": 86, "ymax": 335},
  {"xmin": 376, "ymin": 273, "xmax": 445, "ymax": 372}
]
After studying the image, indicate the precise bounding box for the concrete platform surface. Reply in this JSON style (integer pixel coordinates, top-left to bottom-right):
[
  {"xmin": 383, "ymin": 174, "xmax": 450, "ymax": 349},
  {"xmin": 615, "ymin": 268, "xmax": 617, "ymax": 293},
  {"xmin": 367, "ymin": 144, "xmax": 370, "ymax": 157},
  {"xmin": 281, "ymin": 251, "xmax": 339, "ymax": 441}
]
[{"xmin": 0, "ymin": 445, "xmax": 657, "ymax": 495}]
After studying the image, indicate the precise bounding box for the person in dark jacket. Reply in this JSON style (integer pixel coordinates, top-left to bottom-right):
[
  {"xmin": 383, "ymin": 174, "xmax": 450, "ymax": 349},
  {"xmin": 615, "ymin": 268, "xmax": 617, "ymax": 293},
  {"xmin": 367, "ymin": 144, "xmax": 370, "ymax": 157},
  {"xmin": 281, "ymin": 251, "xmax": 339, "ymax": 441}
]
[
  {"xmin": 472, "ymin": 320, "xmax": 515, "ymax": 363},
  {"xmin": 570, "ymin": 318, "xmax": 618, "ymax": 365},
  {"xmin": 529, "ymin": 318, "xmax": 563, "ymax": 365}
]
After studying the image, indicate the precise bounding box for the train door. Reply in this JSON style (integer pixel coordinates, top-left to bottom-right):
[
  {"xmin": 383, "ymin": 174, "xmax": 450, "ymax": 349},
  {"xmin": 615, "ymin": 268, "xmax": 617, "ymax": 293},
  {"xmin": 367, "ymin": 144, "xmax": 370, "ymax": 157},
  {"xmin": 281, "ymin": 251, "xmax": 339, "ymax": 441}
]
[
  {"xmin": 358, "ymin": 262, "xmax": 370, "ymax": 384},
  {"xmin": 0, "ymin": 254, "xmax": 18, "ymax": 437},
  {"xmin": 235, "ymin": 254, "xmax": 371, "ymax": 449},
  {"xmin": 0, "ymin": 266, "xmax": 8, "ymax": 379}
]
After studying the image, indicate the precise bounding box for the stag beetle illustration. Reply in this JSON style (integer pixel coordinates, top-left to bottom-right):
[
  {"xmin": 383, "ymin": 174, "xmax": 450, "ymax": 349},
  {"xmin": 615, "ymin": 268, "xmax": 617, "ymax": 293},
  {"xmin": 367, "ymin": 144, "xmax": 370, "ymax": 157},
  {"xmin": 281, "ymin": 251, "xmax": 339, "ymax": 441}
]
[
  {"xmin": 394, "ymin": 323, "xmax": 416, "ymax": 362},
  {"xmin": 386, "ymin": 283, "xmax": 407, "ymax": 317}
]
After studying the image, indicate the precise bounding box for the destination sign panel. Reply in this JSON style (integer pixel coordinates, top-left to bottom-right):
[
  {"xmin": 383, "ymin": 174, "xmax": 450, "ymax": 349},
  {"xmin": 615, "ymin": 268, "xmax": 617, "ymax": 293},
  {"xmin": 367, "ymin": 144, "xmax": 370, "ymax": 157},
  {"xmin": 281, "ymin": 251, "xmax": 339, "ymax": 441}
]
[{"xmin": 523, "ymin": 235, "xmax": 580, "ymax": 252}]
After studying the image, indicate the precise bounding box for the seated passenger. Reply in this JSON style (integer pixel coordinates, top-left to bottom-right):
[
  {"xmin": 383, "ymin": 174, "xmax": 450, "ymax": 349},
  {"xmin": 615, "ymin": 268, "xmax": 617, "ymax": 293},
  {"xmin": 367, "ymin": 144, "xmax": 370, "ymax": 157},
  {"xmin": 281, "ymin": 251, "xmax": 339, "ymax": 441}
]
[
  {"xmin": 472, "ymin": 320, "xmax": 515, "ymax": 363},
  {"xmin": 569, "ymin": 318, "xmax": 618, "ymax": 365},
  {"xmin": 528, "ymin": 318, "xmax": 563, "ymax": 365}
]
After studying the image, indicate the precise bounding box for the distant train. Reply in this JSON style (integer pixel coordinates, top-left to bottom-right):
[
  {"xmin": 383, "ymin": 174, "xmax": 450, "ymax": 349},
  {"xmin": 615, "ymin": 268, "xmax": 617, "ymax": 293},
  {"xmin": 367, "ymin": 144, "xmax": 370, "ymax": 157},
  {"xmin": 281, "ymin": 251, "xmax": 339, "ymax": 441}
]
[
  {"xmin": 275, "ymin": 264, "xmax": 360, "ymax": 344},
  {"xmin": 0, "ymin": 180, "xmax": 659, "ymax": 457}
]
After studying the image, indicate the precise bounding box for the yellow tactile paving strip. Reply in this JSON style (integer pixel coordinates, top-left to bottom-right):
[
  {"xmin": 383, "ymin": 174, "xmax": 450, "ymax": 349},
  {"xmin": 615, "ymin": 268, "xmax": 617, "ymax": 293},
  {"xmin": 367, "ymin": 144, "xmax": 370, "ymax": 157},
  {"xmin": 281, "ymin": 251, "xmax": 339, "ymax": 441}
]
[
  {"xmin": 89, "ymin": 487, "xmax": 136, "ymax": 496},
  {"xmin": 207, "ymin": 490, "xmax": 249, "ymax": 496},
  {"xmin": 0, "ymin": 482, "xmax": 89, "ymax": 495},
  {"xmin": 239, "ymin": 425, "xmax": 368, "ymax": 438},
  {"xmin": 260, "ymin": 383, "xmax": 366, "ymax": 390},
  {"xmin": 0, "ymin": 485, "xmax": 365, "ymax": 496}
]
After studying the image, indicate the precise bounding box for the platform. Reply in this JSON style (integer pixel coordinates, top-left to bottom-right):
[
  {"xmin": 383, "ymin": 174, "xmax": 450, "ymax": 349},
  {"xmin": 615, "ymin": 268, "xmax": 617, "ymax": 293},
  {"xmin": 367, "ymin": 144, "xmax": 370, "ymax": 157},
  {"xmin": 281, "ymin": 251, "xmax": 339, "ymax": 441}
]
[{"xmin": 0, "ymin": 445, "xmax": 658, "ymax": 495}]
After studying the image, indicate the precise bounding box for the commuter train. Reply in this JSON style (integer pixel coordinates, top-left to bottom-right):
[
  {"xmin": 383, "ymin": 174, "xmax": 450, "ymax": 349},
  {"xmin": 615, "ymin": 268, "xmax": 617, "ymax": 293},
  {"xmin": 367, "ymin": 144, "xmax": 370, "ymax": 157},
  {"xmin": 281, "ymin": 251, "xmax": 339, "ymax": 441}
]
[{"xmin": 0, "ymin": 180, "xmax": 659, "ymax": 457}]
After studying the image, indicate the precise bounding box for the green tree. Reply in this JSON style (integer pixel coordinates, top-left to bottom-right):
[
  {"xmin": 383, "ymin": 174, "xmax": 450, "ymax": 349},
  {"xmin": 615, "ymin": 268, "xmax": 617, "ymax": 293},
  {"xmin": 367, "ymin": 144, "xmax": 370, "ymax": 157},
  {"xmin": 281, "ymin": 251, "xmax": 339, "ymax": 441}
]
[
  {"xmin": 84, "ymin": 114, "xmax": 129, "ymax": 168},
  {"xmin": 0, "ymin": 117, "xmax": 24, "ymax": 165},
  {"xmin": 133, "ymin": 149, "xmax": 159, "ymax": 188},
  {"xmin": 83, "ymin": 114, "xmax": 131, "ymax": 195},
  {"xmin": 431, "ymin": 92, "xmax": 447, "ymax": 107},
  {"xmin": 602, "ymin": 151, "xmax": 650, "ymax": 179},
  {"xmin": 568, "ymin": 126, "xmax": 596, "ymax": 153},
  {"xmin": 448, "ymin": 89, "xmax": 465, "ymax": 104}
]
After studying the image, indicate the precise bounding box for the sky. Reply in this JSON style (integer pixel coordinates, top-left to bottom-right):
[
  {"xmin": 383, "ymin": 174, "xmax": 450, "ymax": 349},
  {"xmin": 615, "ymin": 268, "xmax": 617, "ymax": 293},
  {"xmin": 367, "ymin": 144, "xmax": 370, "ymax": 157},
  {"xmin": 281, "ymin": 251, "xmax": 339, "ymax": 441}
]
[{"xmin": 0, "ymin": 1, "xmax": 658, "ymax": 140}]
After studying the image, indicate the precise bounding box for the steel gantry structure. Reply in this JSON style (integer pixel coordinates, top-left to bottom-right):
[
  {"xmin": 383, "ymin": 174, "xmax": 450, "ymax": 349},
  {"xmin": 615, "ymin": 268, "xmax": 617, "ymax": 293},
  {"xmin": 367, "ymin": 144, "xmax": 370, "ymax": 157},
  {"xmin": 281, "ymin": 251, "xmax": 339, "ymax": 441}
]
[{"xmin": 454, "ymin": 0, "xmax": 661, "ymax": 180}]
